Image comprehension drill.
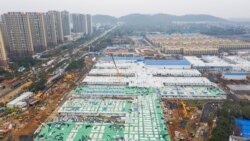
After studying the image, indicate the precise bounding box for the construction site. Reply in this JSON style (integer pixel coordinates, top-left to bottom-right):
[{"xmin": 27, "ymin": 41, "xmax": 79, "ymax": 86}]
[
  {"xmin": 1, "ymin": 72, "xmax": 81, "ymax": 140},
  {"xmin": 33, "ymin": 56, "xmax": 226, "ymax": 141},
  {"xmin": 0, "ymin": 56, "xmax": 93, "ymax": 141},
  {"xmin": 161, "ymin": 100, "xmax": 220, "ymax": 141}
]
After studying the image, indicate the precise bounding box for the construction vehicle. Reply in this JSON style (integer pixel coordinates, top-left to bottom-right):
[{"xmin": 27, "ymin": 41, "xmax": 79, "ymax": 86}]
[
  {"xmin": 110, "ymin": 54, "xmax": 122, "ymax": 77},
  {"xmin": 0, "ymin": 122, "xmax": 12, "ymax": 139},
  {"xmin": 35, "ymin": 92, "xmax": 43, "ymax": 100},
  {"xmin": 181, "ymin": 101, "xmax": 189, "ymax": 118},
  {"xmin": 29, "ymin": 92, "xmax": 44, "ymax": 106},
  {"xmin": 64, "ymin": 73, "xmax": 73, "ymax": 82},
  {"xmin": 19, "ymin": 115, "xmax": 28, "ymax": 122}
]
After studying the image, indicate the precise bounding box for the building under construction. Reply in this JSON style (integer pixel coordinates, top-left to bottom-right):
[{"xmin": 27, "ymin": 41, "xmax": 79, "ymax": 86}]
[{"xmin": 34, "ymin": 57, "xmax": 226, "ymax": 141}]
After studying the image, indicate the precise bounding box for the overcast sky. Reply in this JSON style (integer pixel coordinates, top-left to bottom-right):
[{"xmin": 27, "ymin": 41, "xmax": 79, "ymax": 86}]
[{"xmin": 1, "ymin": 0, "xmax": 250, "ymax": 19}]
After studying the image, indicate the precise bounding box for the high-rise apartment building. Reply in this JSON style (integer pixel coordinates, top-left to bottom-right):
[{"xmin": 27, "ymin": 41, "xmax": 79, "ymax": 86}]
[
  {"xmin": 86, "ymin": 14, "xmax": 93, "ymax": 34},
  {"xmin": 0, "ymin": 11, "xmax": 68, "ymax": 57},
  {"xmin": 71, "ymin": 14, "xmax": 87, "ymax": 34},
  {"xmin": 61, "ymin": 11, "xmax": 71, "ymax": 36},
  {"xmin": 2, "ymin": 12, "xmax": 34, "ymax": 56},
  {"xmin": 45, "ymin": 11, "xmax": 64, "ymax": 47},
  {"xmin": 45, "ymin": 12, "xmax": 57, "ymax": 47},
  {"xmin": 52, "ymin": 11, "xmax": 64, "ymax": 43},
  {"xmin": 0, "ymin": 21, "xmax": 10, "ymax": 53},
  {"xmin": 27, "ymin": 12, "xmax": 47, "ymax": 52},
  {"xmin": 0, "ymin": 28, "xmax": 7, "ymax": 66}
]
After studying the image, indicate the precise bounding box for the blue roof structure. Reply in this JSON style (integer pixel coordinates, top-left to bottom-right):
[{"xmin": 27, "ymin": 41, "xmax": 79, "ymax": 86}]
[
  {"xmin": 100, "ymin": 57, "xmax": 144, "ymax": 62},
  {"xmin": 144, "ymin": 59, "xmax": 190, "ymax": 66},
  {"xmin": 235, "ymin": 118, "xmax": 250, "ymax": 139},
  {"xmin": 223, "ymin": 72, "xmax": 247, "ymax": 76}
]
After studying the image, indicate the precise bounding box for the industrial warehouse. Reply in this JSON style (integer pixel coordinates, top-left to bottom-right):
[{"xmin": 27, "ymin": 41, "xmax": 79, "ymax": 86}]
[
  {"xmin": 34, "ymin": 56, "xmax": 228, "ymax": 141},
  {"xmin": 185, "ymin": 55, "xmax": 250, "ymax": 73},
  {"xmin": 146, "ymin": 34, "xmax": 250, "ymax": 55}
]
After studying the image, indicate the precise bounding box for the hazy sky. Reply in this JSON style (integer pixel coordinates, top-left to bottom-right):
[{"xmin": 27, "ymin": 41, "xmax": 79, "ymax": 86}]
[{"xmin": 1, "ymin": 0, "xmax": 250, "ymax": 18}]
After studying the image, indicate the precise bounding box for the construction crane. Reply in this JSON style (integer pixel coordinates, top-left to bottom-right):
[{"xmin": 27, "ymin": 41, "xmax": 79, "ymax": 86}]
[{"xmin": 110, "ymin": 54, "xmax": 122, "ymax": 77}]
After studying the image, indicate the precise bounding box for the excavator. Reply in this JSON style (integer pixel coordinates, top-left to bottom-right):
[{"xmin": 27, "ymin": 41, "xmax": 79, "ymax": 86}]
[
  {"xmin": 181, "ymin": 100, "xmax": 189, "ymax": 118},
  {"xmin": 64, "ymin": 73, "xmax": 73, "ymax": 82},
  {"xmin": 110, "ymin": 54, "xmax": 122, "ymax": 77},
  {"xmin": 29, "ymin": 92, "xmax": 44, "ymax": 106}
]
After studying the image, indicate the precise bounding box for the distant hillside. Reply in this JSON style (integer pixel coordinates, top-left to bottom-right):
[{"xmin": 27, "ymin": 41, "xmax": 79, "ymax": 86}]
[
  {"xmin": 92, "ymin": 14, "xmax": 227, "ymax": 26},
  {"xmin": 91, "ymin": 14, "xmax": 246, "ymax": 36},
  {"xmin": 92, "ymin": 15, "xmax": 117, "ymax": 25},
  {"xmin": 229, "ymin": 18, "xmax": 250, "ymax": 22},
  {"xmin": 119, "ymin": 14, "xmax": 227, "ymax": 25},
  {"xmin": 178, "ymin": 14, "xmax": 226, "ymax": 22}
]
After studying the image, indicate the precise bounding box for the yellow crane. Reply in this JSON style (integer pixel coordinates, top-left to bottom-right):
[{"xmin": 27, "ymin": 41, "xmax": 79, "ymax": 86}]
[{"xmin": 110, "ymin": 54, "xmax": 122, "ymax": 77}]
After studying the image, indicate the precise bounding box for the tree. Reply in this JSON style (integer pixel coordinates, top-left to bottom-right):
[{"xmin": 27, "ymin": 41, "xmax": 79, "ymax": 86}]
[
  {"xmin": 29, "ymin": 72, "xmax": 47, "ymax": 92},
  {"xmin": 210, "ymin": 100, "xmax": 250, "ymax": 141},
  {"xmin": 29, "ymin": 78, "xmax": 47, "ymax": 92},
  {"xmin": 66, "ymin": 58, "xmax": 85, "ymax": 71}
]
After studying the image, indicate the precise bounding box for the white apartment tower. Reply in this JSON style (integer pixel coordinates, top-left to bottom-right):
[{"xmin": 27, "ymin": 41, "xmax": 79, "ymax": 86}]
[
  {"xmin": 86, "ymin": 14, "xmax": 93, "ymax": 34},
  {"xmin": 0, "ymin": 28, "xmax": 7, "ymax": 66},
  {"xmin": 27, "ymin": 12, "xmax": 47, "ymax": 52},
  {"xmin": 71, "ymin": 14, "xmax": 87, "ymax": 34},
  {"xmin": 61, "ymin": 11, "xmax": 71, "ymax": 36},
  {"xmin": 2, "ymin": 12, "xmax": 34, "ymax": 56}
]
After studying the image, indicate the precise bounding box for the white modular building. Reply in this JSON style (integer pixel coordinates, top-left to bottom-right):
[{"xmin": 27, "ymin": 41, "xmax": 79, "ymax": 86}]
[
  {"xmin": 149, "ymin": 68, "xmax": 201, "ymax": 77},
  {"xmin": 94, "ymin": 62, "xmax": 133, "ymax": 69},
  {"xmin": 59, "ymin": 98, "xmax": 127, "ymax": 117},
  {"xmin": 223, "ymin": 56, "xmax": 250, "ymax": 72},
  {"xmin": 144, "ymin": 59, "xmax": 191, "ymax": 69},
  {"xmin": 161, "ymin": 86, "xmax": 225, "ymax": 100},
  {"xmin": 155, "ymin": 77, "xmax": 214, "ymax": 86},
  {"xmin": 184, "ymin": 56, "xmax": 233, "ymax": 72},
  {"xmin": 79, "ymin": 57, "xmax": 226, "ymax": 99},
  {"xmin": 88, "ymin": 69, "xmax": 135, "ymax": 77},
  {"xmin": 7, "ymin": 92, "xmax": 34, "ymax": 108},
  {"xmin": 82, "ymin": 76, "xmax": 130, "ymax": 86},
  {"xmin": 99, "ymin": 57, "xmax": 144, "ymax": 63},
  {"xmin": 221, "ymin": 72, "xmax": 248, "ymax": 80},
  {"xmin": 15, "ymin": 101, "xmax": 28, "ymax": 108}
]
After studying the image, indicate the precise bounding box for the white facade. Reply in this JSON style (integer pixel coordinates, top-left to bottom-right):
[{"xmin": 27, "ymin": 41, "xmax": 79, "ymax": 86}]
[
  {"xmin": 185, "ymin": 56, "xmax": 233, "ymax": 72},
  {"xmin": 82, "ymin": 76, "xmax": 130, "ymax": 86},
  {"xmin": 86, "ymin": 14, "xmax": 93, "ymax": 34},
  {"xmin": 222, "ymin": 73, "xmax": 247, "ymax": 80},
  {"xmin": 224, "ymin": 56, "xmax": 250, "ymax": 72},
  {"xmin": 94, "ymin": 62, "xmax": 134, "ymax": 69},
  {"xmin": 149, "ymin": 68, "xmax": 201, "ymax": 77},
  {"xmin": 155, "ymin": 77, "xmax": 214, "ymax": 86},
  {"xmin": 145, "ymin": 64, "xmax": 191, "ymax": 69},
  {"xmin": 7, "ymin": 92, "xmax": 34, "ymax": 108},
  {"xmin": 88, "ymin": 69, "xmax": 135, "ymax": 77}
]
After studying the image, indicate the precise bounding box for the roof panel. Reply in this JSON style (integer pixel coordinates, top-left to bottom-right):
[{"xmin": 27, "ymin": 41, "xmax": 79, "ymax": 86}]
[{"xmin": 144, "ymin": 59, "xmax": 190, "ymax": 65}]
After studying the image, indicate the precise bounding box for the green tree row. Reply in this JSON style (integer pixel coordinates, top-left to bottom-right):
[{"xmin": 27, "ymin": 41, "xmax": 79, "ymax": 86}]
[{"xmin": 66, "ymin": 58, "xmax": 85, "ymax": 71}]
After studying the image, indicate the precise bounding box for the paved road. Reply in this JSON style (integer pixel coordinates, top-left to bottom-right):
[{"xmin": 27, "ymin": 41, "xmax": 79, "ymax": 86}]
[
  {"xmin": 0, "ymin": 81, "xmax": 32, "ymax": 103},
  {"xmin": 200, "ymin": 102, "xmax": 219, "ymax": 122},
  {"xmin": 74, "ymin": 25, "xmax": 118, "ymax": 58}
]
